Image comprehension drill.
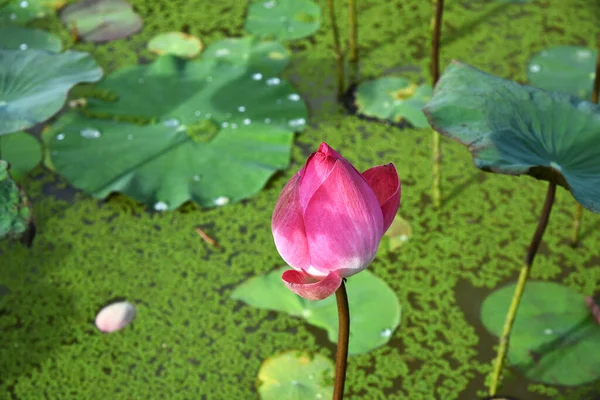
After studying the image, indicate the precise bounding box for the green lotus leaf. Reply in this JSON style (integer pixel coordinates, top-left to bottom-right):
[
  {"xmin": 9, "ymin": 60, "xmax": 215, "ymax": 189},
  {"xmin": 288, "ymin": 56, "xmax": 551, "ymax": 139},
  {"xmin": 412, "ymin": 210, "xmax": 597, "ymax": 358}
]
[
  {"xmin": 47, "ymin": 39, "xmax": 307, "ymax": 210},
  {"xmin": 423, "ymin": 61, "xmax": 600, "ymax": 213},
  {"xmin": 257, "ymin": 351, "xmax": 334, "ymax": 400},
  {"xmin": 0, "ymin": 26, "xmax": 62, "ymax": 51},
  {"xmin": 231, "ymin": 268, "xmax": 401, "ymax": 355},
  {"xmin": 481, "ymin": 281, "xmax": 600, "ymax": 386},
  {"xmin": 202, "ymin": 37, "xmax": 290, "ymax": 77},
  {"xmin": 527, "ymin": 46, "xmax": 598, "ymax": 99},
  {"xmin": 355, "ymin": 77, "xmax": 432, "ymax": 128},
  {"xmin": 244, "ymin": 0, "xmax": 321, "ymax": 41},
  {"xmin": 147, "ymin": 32, "xmax": 203, "ymax": 59},
  {"xmin": 0, "ymin": 132, "xmax": 41, "ymax": 180},
  {"xmin": 60, "ymin": 0, "xmax": 142, "ymax": 43},
  {"xmin": 0, "ymin": 48, "xmax": 103, "ymax": 136},
  {"xmin": 0, "ymin": 160, "xmax": 35, "ymax": 245},
  {"xmin": 0, "ymin": 0, "xmax": 66, "ymax": 25}
]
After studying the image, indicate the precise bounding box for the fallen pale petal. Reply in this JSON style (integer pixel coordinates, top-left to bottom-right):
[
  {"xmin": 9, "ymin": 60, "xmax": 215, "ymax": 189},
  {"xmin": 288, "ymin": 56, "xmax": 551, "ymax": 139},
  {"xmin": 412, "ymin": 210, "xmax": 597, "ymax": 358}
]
[{"xmin": 95, "ymin": 301, "xmax": 136, "ymax": 333}]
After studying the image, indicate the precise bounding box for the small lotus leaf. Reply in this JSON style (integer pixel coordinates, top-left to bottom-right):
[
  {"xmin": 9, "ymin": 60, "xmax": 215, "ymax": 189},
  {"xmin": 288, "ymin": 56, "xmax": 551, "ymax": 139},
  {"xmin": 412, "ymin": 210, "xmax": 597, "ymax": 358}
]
[
  {"xmin": 244, "ymin": 0, "xmax": 321, "ymax": 41},
  {"xmin": 47, "ymin": 38, "xmax": 307, "ymax": 210},
  {"xmin": 0, "ymin": 48, "xmax": 103, "ymax": 136},
  {"xmin": 0, "ymin": 0, "xmax": 66, "ymax": 25},
  {"xmin": 147, "ymin": 32, "xmax": 203, "ymax": 59},
  {"xmin": 0, "ymin": 132, "xmax": 41, "ymax": 180},
  {"xmin": 382, "ymin": 214, "xmax": 412, "ymax": 252},
  {"xmin": 355, "ymin": 77, "xmax": 433, "ymax": 128},
  {"xmin": 0, "ymin": 26, "xmax": 62, "ymax": 51},
  {"xmin": 60, "ymin": 0, "xmax": 142, "ymax": 43},
  {"xmin": 481, "ymin": 281, "xmax": 600, "ymax": 386},
  {"xmin": 257, "ymin": 351, "xmax": 334, "ymax": 400},
  {"xmin": 0, "ymin": 160, "xmax": 35, "ymax": 244},
  {"xmin": 423, "ymin": 61, "xmax": 600, "ymax": 213},
  {"xmin": 231, "ymin": 268, "xmax": 401, "ymax": 355},
  {"xmin": 527, "ymin": 46, "xmax": 598, "ymax": 99}
]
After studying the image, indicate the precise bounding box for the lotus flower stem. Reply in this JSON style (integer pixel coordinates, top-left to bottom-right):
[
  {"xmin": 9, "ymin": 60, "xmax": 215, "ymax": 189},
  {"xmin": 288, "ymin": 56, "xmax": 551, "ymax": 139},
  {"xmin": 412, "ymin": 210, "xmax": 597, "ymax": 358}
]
[
  {"xmin": 348, "ymin": 0, "xmax": 358, "ymax": 85},
  {"xmin": 327, "ymin": 0, "xmax": 345, "ymax": 100},
  {"xmin": 489, "ymin": 181, "xmax": 557, "ymax": 396},
  {"xmin": 430, "ymin": 0, "xmax": 444, "ymax": 209},
  {"xmin": 333, "ymin": 280, "xmax": 350, "ymax": 400},
  {"xmin": 570, "ymin": 36, "xmax": 600, "ymax": 246}
]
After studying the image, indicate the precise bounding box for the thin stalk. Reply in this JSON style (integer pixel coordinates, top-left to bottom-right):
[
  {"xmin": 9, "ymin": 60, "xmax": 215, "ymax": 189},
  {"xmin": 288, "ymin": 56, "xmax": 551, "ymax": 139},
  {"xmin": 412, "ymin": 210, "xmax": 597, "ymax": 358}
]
[
  {"xmin": 348, "ymin": 0, "xmax": 358, "ymax": 85},
  {"xmin": 570, "ymin": 34, "xmax": 600, "ymax": 246},
  {"xmin": 430, "ymin": 0, "xmax": 444, "ymax": 209},
  {"xmin": 327, "ymin": 0, "xmax": 345, "ymax": 101},
  {"xmin": 488, "ymin": 182, "xmax": 557, "ymax": 396},
  {"xmin": 333, "ymin": 281, "xmax": 350, "ymax": 400}
]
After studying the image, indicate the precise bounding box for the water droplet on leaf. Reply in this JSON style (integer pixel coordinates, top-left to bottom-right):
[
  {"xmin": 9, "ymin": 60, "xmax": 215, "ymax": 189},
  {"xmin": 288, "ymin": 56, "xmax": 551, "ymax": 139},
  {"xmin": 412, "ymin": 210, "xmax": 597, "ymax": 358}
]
[
  {"xmin": 231, "ymin": 123, "xmax": 238, "ymax": 129},
  {"xmin": 56, "ymin": 133, "xmax": 65, "ymax": 141},
  {"xmin": 264, "ymin": 0, "xmax": 276, "ymax": 8},
  {"xmin": 252, "ymin": 73, "xmax": 263, "ymax": 80},
  {"xmin": 163, "ymin": 118, "xmax": 180, "ymax": 128},
  {"xmin": 19, "ymin": 0, "xmax": 28, "ymax": 8},
  {"xmin": 544, "ymin": 328, "xmax": 554, "ymax": 335},
  {"xmin": 243, "ymin": 118, "xmax": 251, "ymax": 125},
  {"xmin": 0, "ymin": 100, "xmax": 8, "ymax": 107},
  {"xmin": 264, "ymin": 118, "xmax": 271, "ymax": 124},
  {"xmin": 154, "ymin": 201, "xmax": 168, "ymax": 211},
  {"xmin": 80, "ymin": 128, "xmax": 101, "ymax": 139},
  {"xmin": 19, "ymin": 43, "xmax": 28, "ymax": 50},
  {"xmin": 193, "ymin": 175, "xmax": 200, "ymax": 181},
  {"xmin": 214, "ymin": 196, "xmax": 229, "ymax": 206},
  {"xmin": 222, "ymin": 122, "xmax": 229, "ymax": 128},
  {"xmin": 288, "ymin": 93, "xmax": 300, "ymax": 101},
  {"xmin": 529, "ymin": 64, "xmax": 541, "ymax": 73},
  {"xmin": 194, "ymin": 110, "xmax": 202, "ymax": 117},
  {"xmin": 266, "ymin": 77, "xmax": 281, "ymax": 86},
  {"xmin": 380, "ymin": 328, "xmax": 392, "ymax": 338},
  {"xmin": 289, "ymin": 118, "xmax": 305, "ymax": 127},
  {"xmin": 238, "ymin": 106, "xmax": 246, "ymax": 112}
]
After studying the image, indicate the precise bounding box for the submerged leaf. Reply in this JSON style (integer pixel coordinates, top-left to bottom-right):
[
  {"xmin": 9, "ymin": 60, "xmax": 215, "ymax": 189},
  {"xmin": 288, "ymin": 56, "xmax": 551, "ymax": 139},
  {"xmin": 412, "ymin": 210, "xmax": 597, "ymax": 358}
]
[
  {"xmin": 355, "ymin": 77, "xmax": 432, "ymax": 128},
  {"xmin": 527, "ymin": 46, "xmax": 597, "ymax": 99},
  {"xmin": 60, "ymin": 0, "xmax": 142, "ymax": 43},
  {"xmin": 147, "ymin": 31, "xmax": 203, "ymax": 59},
  {"xmin": 423, "ymin": 61, "xmax": 600, "ymax": 213},
  {"xmin": 0, "ymin": 48, "xmax": 103, "ymax": 135},
  {"xmin": 481, "ymin": 281, "xmax": 600, "ymax": 386},
  {"xmin": 0, "ymin": 160, "xmax": 35, "ymax": 245},
  {"xmin": 257, "ymin": 351, "xmax": 334, "ymax": 400},
  {"xmin": 47, "ymin": 38, "xmax": 307, "ymax": 210},
  {"xmin": 231, "ymin": 268, "xmax": 401, "ymax": 355},
  {"xmin": 244, "ymin": 0, "xmax": 321, "ymax": 41},
  {"xmin": 0, "ymin": 132, "xmax": 41, "ymax": 180}
]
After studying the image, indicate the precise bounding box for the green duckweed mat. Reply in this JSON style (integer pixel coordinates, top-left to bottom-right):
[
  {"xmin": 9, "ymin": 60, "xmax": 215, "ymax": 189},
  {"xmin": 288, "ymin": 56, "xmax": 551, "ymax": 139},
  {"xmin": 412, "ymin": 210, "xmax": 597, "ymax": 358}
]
[{"xmin": 2, "ymin": 0, "xmax": 600, "ymax": 399}]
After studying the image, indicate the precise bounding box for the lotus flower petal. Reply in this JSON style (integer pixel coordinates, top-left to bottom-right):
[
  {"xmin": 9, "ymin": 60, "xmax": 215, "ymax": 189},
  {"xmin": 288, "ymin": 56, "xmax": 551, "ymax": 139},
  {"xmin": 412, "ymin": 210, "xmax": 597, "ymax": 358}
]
[
  {"xmin": 282, "ymin": 269, "xmax": 342, "ymax": 300},
  {"xmin": 362, "ymin": 163, "xmax": 401, "ymax": 233}
]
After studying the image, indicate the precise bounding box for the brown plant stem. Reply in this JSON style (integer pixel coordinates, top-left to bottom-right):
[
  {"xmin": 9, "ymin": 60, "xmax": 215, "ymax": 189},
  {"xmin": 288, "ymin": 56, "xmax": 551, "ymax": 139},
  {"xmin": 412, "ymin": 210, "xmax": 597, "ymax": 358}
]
[
  {"xmin": 327, "ymin": 0, "xmax": 345, "ymax": 100},
  {"xmin": 489, "ymin": 182, "xmax": 557, "ymax": 396},
  {"xmin": 570, "ymin": 34, "xmax": 600, "ymax": 246},
  {"xmin": 430, "ymin": 0, "xmax": 444, "ymax": 209},
  {"xmin": 333, "ymin": 280, "xmax": 350, "ymax": 400},
  {"xmin": 348, "ymin": 0, "xmax": 358, "ymax": 85}
]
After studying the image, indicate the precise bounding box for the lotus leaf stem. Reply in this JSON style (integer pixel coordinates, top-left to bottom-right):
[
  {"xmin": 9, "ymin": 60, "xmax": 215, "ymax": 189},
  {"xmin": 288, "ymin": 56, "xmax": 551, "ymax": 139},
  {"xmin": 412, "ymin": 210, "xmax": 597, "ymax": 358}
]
[
  {"xmin": 348, "ymin": 0, "xmax": 358, "ymax": 85},
  {"xmin": 570, "ymin": 35, "xmax": 600, "ymax": 246},
  {"xmin": 489, "ymin": 181, "xmax": 557, "ymax": 396},
  {"xmin": 431, "ymin": 0, "xmax": 444, "ymax": 209},
  {"xmin": 327, "ymin": 0, "xmax": 345, "ymax": 100},
  {"xmin": 333, "ymin": 280, "xmax": 350, "ymax": 400}
]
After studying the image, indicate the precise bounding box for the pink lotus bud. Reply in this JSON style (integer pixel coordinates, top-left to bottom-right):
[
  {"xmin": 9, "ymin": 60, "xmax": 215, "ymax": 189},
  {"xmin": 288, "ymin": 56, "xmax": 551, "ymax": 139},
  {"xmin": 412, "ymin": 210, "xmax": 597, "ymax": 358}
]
[{"xmin": 272, "ymin": 142, "xmax": 401, "ymax": 300}]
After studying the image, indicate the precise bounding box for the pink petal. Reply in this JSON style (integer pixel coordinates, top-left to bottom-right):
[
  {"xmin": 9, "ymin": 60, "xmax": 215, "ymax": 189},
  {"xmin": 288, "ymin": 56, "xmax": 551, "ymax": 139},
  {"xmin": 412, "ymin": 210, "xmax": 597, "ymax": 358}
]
[
  {"xmin": 299, "ymin": 151, "xmax": 337, "ymax": 212},
  {"xmin": 362, "ymin": 163, "xmax": 401, "ymax": 233},
  {"xmin": 282, "ymin": 269, "xmax": 342, "ymax": 300},
  {"xmin": 303, "ymin": 160, "xmax": 384, "ymax": 278},
  {"xmin": 272, "ymin": 169, "xmax": 311, "ymax": 270},
  {"xmin": 95, "ymin": 301, "xmax": 136, "ymax": 333}
]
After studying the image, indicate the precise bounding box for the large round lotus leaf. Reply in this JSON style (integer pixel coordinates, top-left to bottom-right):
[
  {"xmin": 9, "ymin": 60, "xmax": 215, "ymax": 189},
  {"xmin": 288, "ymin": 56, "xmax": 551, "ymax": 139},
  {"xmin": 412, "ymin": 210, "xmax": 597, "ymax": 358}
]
[
  {"xmin": 481, "ymin": 281, "xmax": 600, "ymax": 386},
  {"xmin": 0, "ymin": 160, "xmax": 34, "ymax": 244},
  {"xmin": 355, "ymin": 77, "xmax": 433, "ymax": 128},
  {"xmin": 257, "ymin": 351, "xmax": 334, "ymax": 400},
  {"xmin": 231, "ymin": 268, "xmax": 401, "ymax": 355},
  {"xmin": 423, "ymin": 61, "xmax": 600, "ymax": 214},
  {"xmin": 60, "ymin": 0, "xmax": 142, "ymax": 43},
  {"xmin": 527, "ymin": 46, "xmax": 598, "ymax": 99},
  {"xmin": 0, "ymin": 0, "xmax": 66, "ymax": 25},
  {"xmin": 0, "ymin": 132, "xmax": 41, "ymax": 180},
  {"xmin": 47, "ymin": 39, "xmax": 307, "ymax": 210},
  {"xmin": 244, "ymin": 0, "xmax": 321, "ymax": 41},
  {"xmin": 0, "ymin": 49, "xmax": 103, "ymax": 136},
  {"xmin": 147, "ymin": 32, "xmax": 203, "ymax": 59},
  {"xmin": 0, "ymin": 26, "xmax": 62, "ymax": 51}
]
